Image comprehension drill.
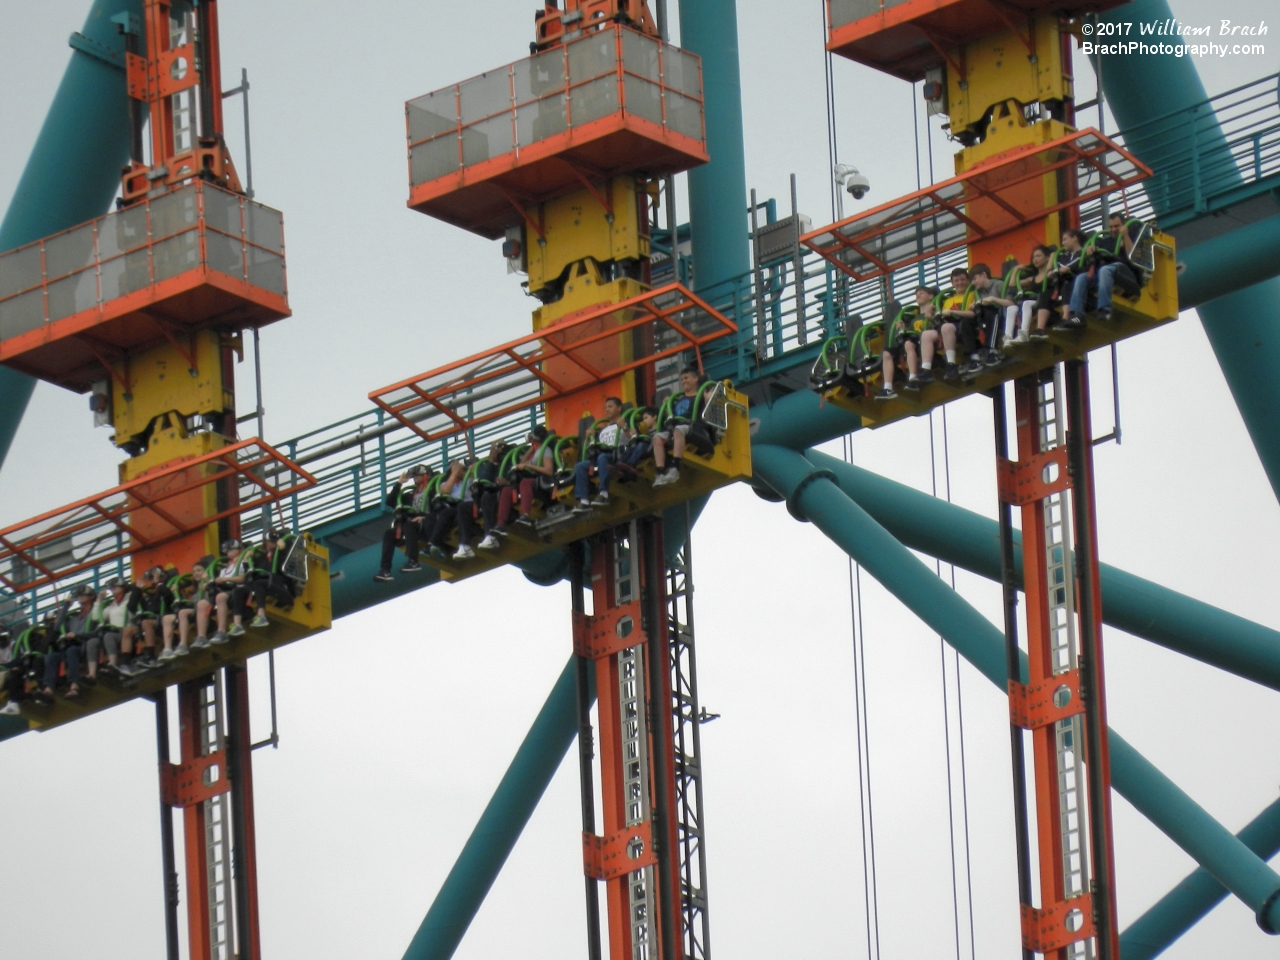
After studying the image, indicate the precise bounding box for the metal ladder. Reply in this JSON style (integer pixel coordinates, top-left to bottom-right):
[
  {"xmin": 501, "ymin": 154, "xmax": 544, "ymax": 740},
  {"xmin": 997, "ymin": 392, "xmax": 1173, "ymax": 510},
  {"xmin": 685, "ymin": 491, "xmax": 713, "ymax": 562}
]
[{"xmin": 197, "ymin": 673, "xmax": 237, "ymax": 960}]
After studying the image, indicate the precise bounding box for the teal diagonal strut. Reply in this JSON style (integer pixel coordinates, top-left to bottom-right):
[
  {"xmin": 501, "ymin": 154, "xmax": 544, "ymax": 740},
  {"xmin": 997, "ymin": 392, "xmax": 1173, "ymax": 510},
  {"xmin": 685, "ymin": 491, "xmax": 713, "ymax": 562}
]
[
  {"xmin": 749, "ymin": 443, "xmax": 1280, "ymax": 937},
  {"xmin": 1101, "ymin": 0, "xmax": 1280, "ymax": 501},
  {"xmin": 0, "ymin": 0, "xmax": 143, "ymax": 470}
]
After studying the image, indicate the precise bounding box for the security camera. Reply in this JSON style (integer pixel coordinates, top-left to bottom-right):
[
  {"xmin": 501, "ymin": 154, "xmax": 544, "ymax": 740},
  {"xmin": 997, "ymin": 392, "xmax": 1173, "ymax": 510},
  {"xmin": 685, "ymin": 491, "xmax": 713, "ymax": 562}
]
[{"xmin": 833, "ymin": 164, "xmax": 870, "ymax": 202}]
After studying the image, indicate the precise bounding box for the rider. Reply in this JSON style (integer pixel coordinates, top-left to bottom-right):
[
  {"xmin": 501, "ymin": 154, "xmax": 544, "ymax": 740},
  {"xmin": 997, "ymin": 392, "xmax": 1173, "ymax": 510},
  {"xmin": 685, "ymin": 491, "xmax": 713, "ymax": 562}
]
[
  {"xmin": 375, "ymin": 464, "xmax": 434, "ymax": 582},
  {"xmin": 875, "ymin": 288, "xmax": 933, "ymax": 400},
  {"xmin": 653, "ymin": 367, "xmax": 702, "ymax": 487},
  {"xmin": 574, "ymin": 397, "xmax": 628, "ymax": 510},
  {"xmin": 1067, "ymin": 212, "xmax": 1143, "ymax": 322}
]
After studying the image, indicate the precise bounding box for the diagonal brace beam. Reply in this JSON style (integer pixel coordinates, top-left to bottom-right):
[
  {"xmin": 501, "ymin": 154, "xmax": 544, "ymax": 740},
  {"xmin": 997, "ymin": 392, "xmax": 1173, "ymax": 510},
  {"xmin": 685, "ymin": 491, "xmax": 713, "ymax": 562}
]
[
  {"xmin": 750, "ymin": 443, "xmax": 1280, "ymax": 936},
  {"xmin": 1121, "ymin": 794, "xmax": 1280, "ymax": 960},
  {"xmin": 801, "ymin": 448, "xmax": 1280, "ymax": 695}
]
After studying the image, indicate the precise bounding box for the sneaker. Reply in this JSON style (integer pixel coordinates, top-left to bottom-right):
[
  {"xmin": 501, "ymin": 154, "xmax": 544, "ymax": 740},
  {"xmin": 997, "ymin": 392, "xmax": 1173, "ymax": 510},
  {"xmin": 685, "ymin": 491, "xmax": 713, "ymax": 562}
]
[
  {"xmin": 1096, "ymin": 307, "xmax": 1112, "ymax": 321},
  {"xmin": 452, "ymin": 544, "xmax": 476, "ymax": 561},
  {"xmin": 373, "ymin": 571, "xmax": 394, "ymax": 583},
  {"xmin": 514, "ymin": 514, "xmax": 534, "ymax": 528},
  {"xmin": 1059, "ymin": 315, "xmax": 1085, "ymax": 329},
  {"xmin": 158, "ymin": 648, "xmax": 177, "ymax": 662},
  {"xmin": 962, "ymin": 359, "xmax": 984, "ymax": 377},
  {"xmin": 1029, "ymin": 328, "xmax": 1050, "ymax": 341},
  {"xmin": 175, "ymin": 642, "xmax": 190, "ymax": 656},
  {"xmin": 874, "ymin": 386, "xmax": 896, "ymax": 401},
  {"xmin": 572, "ymin": 502, "xmax": 593, "ymax": 514},
  {"xmin": 429, "ymin": 544, "xmax": 448, "ymax": 559},
  {"xmin": 591, "ymin": 492, "xmax": 610, "ymax": 505},
  {"xmin": 984, "ymin": 349, "xmax": 1003, "ymax": 368},
  {"xmin": 115, "ymin": 661, "xmax": 138, "ymax": 678},
  {"xmin": 942, "ymin": 363, "xmax": 960, "ymax": 383},
  {"xmin": 493, "ymin": 525, "xmax": 508, "ymax": 538},
  {"xmin": 477, "ymin": 535, "xmax": 500, "ymax": 551},
  {"xmin": 401, "ymin": 560, "xmax": 423, "ymax": 572},
  {"xmin": 250, "ymin": 613, "xmax": 270, "ymax": 629},
  {"xmin": 211, "ymin": 631, "xmax": 229, "ymax": 645},
  {"xmin": 915, "ymin": 369, "xmax": 935, "ymax": 385},
  {"xmin": 228, "ymin": 623, "xmax": 246, "ymax": 638},
  {"xmin": 0, "ymin": 702, "xmax": 20, "ymax": 716},
  {"xmin": 902, "ymin": 377, "xmax": 920, "ymax": 392}
]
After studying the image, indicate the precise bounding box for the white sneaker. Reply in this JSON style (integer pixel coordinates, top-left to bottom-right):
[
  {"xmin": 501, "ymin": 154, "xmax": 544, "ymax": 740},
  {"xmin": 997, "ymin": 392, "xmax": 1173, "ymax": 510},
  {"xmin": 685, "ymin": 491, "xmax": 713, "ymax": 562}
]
[
  {"xmin": 0, "ymin": 702, "xmax": 20, "ymax": 716},
  {"xmin": 653, "ymin": 468, "xmax": 678, "ymax": 487},
  {"xmin": 175, "ymin": 642, "xmax": 190, "ymax": 656},
  {"xmin": 158, "ymin": 648, "xmax": 177, "ymax": 661},
  {"xmin": 591, "ymin": 492, "xmax": 610, "ymax": 505},
  {"xmin": 477, "ymin": 535, "xmax": 500, "ymax": 551},
  {"xmin": 453, "ymin": 544, "xmax": 476, "ymax": 561}
]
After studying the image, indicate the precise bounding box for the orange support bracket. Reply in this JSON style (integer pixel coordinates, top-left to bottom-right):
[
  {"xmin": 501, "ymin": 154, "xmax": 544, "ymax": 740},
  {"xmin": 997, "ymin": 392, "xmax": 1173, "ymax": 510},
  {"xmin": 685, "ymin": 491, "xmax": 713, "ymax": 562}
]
[
  {"xmin": 572, "ymin": 600, "xmax": 645, "ymax": 659},
  {"xmin": 996, "ymin": 446, "xmax": 1070, "ymax": 505},
  {"xmin": 1021, "ymin": 897, "xmax": 1097, "ymax": 953},
  {"xmin": 1008, "ymin": 670, "xmax": 1084, "ymax": 729},
  {"xmin": 160, "ymin": 751, "xmax": 232, "ymax": 808},
  {"xmin": 582, "ymin": 821, "xmax": 659, "ymax": 881}
]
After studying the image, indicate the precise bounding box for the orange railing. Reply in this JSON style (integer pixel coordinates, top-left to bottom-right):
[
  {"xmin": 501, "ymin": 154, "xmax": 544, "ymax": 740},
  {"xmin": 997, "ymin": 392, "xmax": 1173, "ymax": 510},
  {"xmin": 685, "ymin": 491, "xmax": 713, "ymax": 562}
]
[
  {"xmin": 369, "ymin": 283, "xmax": 734, "ymax": 443},
  {"xmin": 0, "ymin": 439, "xmax": 314, "ymax": 594},
  {"xmin": 801, "ymin": 129, "xmax": 1151, "ymax": 283}
]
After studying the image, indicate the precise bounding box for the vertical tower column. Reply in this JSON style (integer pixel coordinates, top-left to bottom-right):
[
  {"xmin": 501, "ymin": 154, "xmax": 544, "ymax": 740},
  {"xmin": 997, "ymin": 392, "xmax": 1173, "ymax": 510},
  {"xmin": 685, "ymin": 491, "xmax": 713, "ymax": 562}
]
[
  {"xmin": 574, "ymin": 523, "xmax": 681, "ymax": 960},
  {"xmin": 998, "ymin": 369, "xmax": 1118, "ymax": 960},
  {"xmin": 161, "ymin": 671, "xmax": 260, "ymax": 960}
]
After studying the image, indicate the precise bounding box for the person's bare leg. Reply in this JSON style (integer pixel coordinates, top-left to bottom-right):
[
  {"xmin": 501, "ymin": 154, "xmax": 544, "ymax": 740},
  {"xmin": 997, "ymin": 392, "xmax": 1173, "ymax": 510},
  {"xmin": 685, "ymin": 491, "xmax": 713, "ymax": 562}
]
[
  {"xmin": 942, "ymin": 323, "xmax": 957, "ymax": 354},
  {"xmin": 121, "ymin": 624, "xmax": 137, "ymax": 657},
  {"xmin": 142, "ymin": 620, "xmax": 156, "ymax": 657},
  {"xmin": 653, "ymin": 436, "xmax": 667, "ymax": 470},
  {"xmin": 161, "ymin": 614, "xmax": 176, "ymax": 653},
  {"xmin": 215, "ymin": 593, "xmax": 230, "ymax": 634},
  {"xmin": 881, "ymin": 351, "xmax": 895, "ymax": 389},
  {"xmin": 904, "ymin": 341, "xmax": 920, "ymax": 378},
  {"xmin": 1037, "ymin": 307, "xmax": 1051, "ymax": 331},
  {"xmin": 921, "ymin": 330, "xmax": 938, "ymax": 366},
  {"xmin": 196, "ymin": 599, "xmax": 211, "ymax": 639},
  {"xmin": 672, "ymin": 429, "xmax": 686, "ymax": 460}
]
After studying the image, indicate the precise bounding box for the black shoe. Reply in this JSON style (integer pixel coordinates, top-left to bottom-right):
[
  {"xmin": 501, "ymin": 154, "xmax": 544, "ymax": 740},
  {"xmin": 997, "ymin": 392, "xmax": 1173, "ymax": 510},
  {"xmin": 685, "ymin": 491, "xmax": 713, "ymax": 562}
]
[
  {"xmin": 401, "ymin": 562, "xmax": 422, "ymax": 573},
  {"xmin": 962, "ymin": 359, "xmax": 984, "ymax": 377},
  {"xmin": 1029, "ymin": 328, "xmax": 1050, "ymax": 341},
  {"xmin": 984, "ymin": 349, "xmax": 1003, "ymax": 368},
  {"xmin": 1060, "ymin": 315, "xmax": 1085, "ymax": 329},
  {"xmin": 515, "ymin": 514, "xmax": 534, "ymax": 528},
  {"xmin": 1096, "ymin": 307, "xmax": 1112, "ymax": 321},
  {"xmin": 943, "ymin": 363, "xmax": 960, "ymax": 383},
  {"xmin": 902, "ymin": 377, "xmax": 920, "ymax": 392},
  {"xmin": 373, "ymin": 571, "xmax": 393, "ymax": 583},
  {"xmin": 874, "ymin": 386, "xmax": 897, "ymax": 400},
  {"xmin": 916, "ymin": 368, "xmax": 935, "ymax": 385}
]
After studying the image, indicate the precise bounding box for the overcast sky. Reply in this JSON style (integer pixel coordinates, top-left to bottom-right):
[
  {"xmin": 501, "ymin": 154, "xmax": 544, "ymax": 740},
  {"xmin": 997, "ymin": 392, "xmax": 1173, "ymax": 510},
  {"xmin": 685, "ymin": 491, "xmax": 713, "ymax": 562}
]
[{"xmin": 2, "ymin": 1, "xmax": 1279, "ymax": 958}]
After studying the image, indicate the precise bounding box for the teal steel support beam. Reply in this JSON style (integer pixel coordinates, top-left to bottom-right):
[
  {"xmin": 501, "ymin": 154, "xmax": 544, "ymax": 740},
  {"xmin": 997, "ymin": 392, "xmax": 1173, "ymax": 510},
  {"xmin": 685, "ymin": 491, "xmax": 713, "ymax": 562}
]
[
  {"xmin": 1179, "ymin": 214, "xmax": 1280, "ymax": 310},
  {"xmin": 749, "ymin": 443, "xmax": 1280, "ymax": 936},
  {"xmin": 401, "ymin": 655, "xmax": 586, "ymax": 960},
  {"xmin": 1101, "ymin": 0, "xmax": 1280, "ymax": 500},
  {"xmin": 0, "ymin": 0, "xmax": 142, "ymax": 470},
  {"xmin": 1122, "ymin": 795, "xmax": 1280, "ymax": 960},
  {"xmin": 801, "ymin": 448, "xmax": 1280, "ymax": 694},
  {"xmin": 678, "ymin": 0, "xmax": 751, "ymax": 293}
]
